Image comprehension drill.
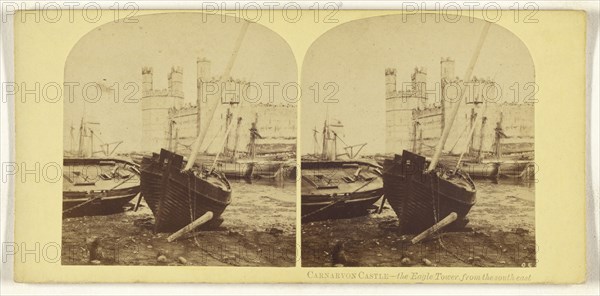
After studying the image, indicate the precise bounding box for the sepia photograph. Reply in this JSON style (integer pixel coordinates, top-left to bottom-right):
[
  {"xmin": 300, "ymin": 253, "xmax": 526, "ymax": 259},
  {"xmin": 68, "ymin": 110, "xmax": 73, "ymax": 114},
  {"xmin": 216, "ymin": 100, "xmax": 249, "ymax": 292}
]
[
  {"xmin": 301, "ymin": 14, "xmax": 536, "ymax": 267},
  {"xmin": 61, "ymin": 12, "xmax": 297, "ymax": 267}
]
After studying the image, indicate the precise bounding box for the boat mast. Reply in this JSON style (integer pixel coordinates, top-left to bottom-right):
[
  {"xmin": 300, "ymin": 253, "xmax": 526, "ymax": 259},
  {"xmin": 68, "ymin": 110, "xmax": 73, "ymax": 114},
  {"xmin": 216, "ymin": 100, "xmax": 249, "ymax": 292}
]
[
  {"xmin": 184, "ymin": 21, "xmax": 250, "ymax": 171},
  {"xmin": 231, "ymin": 117, "xmax": 242, "ymax": 160},
  {"xmin": 427, "ymin": 21, "xmax": 491, "ymax": 173}
]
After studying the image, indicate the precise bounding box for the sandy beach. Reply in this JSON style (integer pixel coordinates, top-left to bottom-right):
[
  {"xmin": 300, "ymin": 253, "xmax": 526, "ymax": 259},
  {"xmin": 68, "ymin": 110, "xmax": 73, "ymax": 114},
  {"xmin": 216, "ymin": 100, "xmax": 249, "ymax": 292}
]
[
  {"xmin": 62, "ymin": 180, "xmax": 297, "ymax": 267},
  {"xmin": 301, "ymin": 179, "xmax": 536, "ymax": 267}
]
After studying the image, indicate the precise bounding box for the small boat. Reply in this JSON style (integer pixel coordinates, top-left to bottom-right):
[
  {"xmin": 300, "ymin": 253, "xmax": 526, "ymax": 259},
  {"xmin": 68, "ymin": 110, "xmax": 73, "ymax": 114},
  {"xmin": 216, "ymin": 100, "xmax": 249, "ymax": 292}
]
[
  {"xmin": 301, "ymin": 119, "xmax": 383, "ymax": 221},
  {"xmin": 439, "ymin": 155, "xmax": 500, "ymax": 180},
  {"xmin": 63, "ymin": 157, "xmax": 141, "ymax": 217},
  {"xmin": 140, "ymin": 149, "xmax": 231, "ymax": 233},
  {"xmin": 383, "ymin": 150, "xmax": 476, "ymax": 233},
  {"xmin": 302, "ymin": 159, "xmax": 384, "ymax": 220}
]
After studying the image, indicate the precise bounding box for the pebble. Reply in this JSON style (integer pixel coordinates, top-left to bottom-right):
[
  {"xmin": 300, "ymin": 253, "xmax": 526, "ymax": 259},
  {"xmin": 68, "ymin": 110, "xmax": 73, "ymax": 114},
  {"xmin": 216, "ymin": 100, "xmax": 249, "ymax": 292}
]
[
  {"xmin": 391, "ymin": 247, "xmax": 397, "ymax": 251},
  {"xmin": 377, "ymin": 253, "xmax": 382, "ymax": 257},
  {"xmin": 157, "ymin": 255, "xmax": 167, "ymax": 263},
  {"xmin": 90, "ymin": 260, "xmax": 101, "ymax": 265},
  {"xmin": 401, "ymin": 257, "xmax": 411, "ymax": 265},
  {"xmin": 422, "ymin": 258, "xmax": 433, "ymax": 266},
  {"xmin": 147, "ymin": 245, "xmax": 153, "ymax": 249},
  {"xmin": 177, "ymin": 256, "xmax": 188, "ymax": 264},
  {"xmin": 498, "ymin": 260, "xmax": 506, "ymax": 264}
]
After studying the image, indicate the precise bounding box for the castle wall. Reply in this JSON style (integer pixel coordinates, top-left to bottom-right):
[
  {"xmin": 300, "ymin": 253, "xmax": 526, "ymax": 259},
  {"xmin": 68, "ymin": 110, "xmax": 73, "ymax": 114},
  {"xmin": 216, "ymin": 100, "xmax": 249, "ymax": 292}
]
[
  {"xmin": 386, "ymin": 58, "xmax": 534, "ymax": 157},
  {"xmin": 142, "ymin": 58, "xmax": 296, "ymax": 157}
]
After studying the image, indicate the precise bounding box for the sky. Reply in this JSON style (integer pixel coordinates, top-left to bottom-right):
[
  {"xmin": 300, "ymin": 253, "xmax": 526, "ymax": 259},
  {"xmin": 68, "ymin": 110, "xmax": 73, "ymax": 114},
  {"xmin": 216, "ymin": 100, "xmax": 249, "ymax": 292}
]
[
  {"xmin": 300, "ymin": 14, "xmax": 535, "ymax": 155},
  {"xmin": 63, "ymin": 12, "xmax": 297, "ymax": 153}
]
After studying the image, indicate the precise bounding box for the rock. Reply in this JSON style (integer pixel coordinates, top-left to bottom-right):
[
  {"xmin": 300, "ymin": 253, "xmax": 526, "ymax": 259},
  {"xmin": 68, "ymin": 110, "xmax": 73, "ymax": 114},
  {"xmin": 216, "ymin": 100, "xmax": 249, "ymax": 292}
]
[
  {"xmin": 177, "ymin": 256, "xmax": 188, "ymax": 264},
  {"xmin": 467, "ymin": 256, "xmax": 474, "ymax": 262},
  {"xmin": 498, "ymin": 260, "xmax": 506, "ymax": 264},
  {"xmin": 90, "ymin": 260, "xmax": 101, "ymax": 265},
  {"xmin": 147, "ymin": 245, "xmax": 153, "ymax": 249},
  {"xmin": 268, "ymin": 227, "xmax": 284, "ymax": 236},
  {"xmin": 422, "ymin": 258, "xmax": 433, "ymax": 266},
  {"xmin": 391, "ymin": 247, "xmax": 397, "ymax": 251},
  {"xmin": 157, "ymin": 255, "xmax": 168, "ymax": 263},
  {"xmin": 377, "ymin": 253, "xmax": 382, "ymax": 257},
  {"xmin": 401, "ymin": 257, "xmax": 411, "ymax": 265}
]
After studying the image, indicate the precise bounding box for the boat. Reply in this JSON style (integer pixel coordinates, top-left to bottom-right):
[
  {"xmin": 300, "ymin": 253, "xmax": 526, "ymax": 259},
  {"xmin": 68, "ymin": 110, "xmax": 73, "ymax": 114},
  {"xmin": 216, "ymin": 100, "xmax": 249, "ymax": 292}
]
[
  {"xmin": 63, "ymin": 157, "xmax": 141, "ymax": 217},
  {"xmin": 140, "ymin": 149, "xmax": 231, "ymax": 233},
  {"xmin": 139, "ymin": 21, "xmax": 249, "ymax": 233},
  {"xmin": 383, "ymin": 22, "xmax": 491, "ymax": 234},
  {"xmin": 302, "ymin": 159, "xmax": 384, "ymax": 221},
  {"xmin": 301, "ymin": 119, "xmax": 384, "ymax": 221},
  {"xmin": 63, "ymin": 117, "xmax": 140, "ymax": 217},
  {"xmin": 383, "ymin": 150, "xmax": 476, "ymax": 233}
]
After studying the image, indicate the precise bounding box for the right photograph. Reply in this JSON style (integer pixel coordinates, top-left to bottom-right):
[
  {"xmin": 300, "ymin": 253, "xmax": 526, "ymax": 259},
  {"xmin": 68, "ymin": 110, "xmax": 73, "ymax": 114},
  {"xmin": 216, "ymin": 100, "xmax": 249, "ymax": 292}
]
[{"xmin": 301, "ymin": 14, "xmax": 536, "ymax": 267}]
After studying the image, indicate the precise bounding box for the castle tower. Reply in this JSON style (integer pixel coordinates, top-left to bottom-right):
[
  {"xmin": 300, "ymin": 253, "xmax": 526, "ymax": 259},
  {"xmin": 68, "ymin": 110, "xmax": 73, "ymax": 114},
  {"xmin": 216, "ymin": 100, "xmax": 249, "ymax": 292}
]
[
  {"xmin": 141, "ymin": 66, "xmax": 185, "ymax": 153},
  {"xmin": 385, "ymin": 68, "xmax": 397, "ymax": 95},
  {"xmin": 197, "ymin": 57, "xmax": 211, "ymax": 81},
  {"xmin": 440, "ymin": 57, "xmax": 455, "ymax": 82},
  {"xmin": 168, "ymin": 66, "xmax": 183, "ymax": 95},
  {"xmin": 411, "ymin": 67, "xmax": 427, "ymax": 99},
  {"xmin": 142, "ymin": 67, "xmax": 153, "ymax": 93}
]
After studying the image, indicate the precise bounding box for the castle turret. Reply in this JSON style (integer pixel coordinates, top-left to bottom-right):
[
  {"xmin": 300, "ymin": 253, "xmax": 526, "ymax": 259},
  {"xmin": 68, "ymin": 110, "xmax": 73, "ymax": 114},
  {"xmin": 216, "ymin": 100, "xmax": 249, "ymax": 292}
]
[
  {"xmin": 168, "ymin": 66, "xmax": 183, "ymax": 96},
  {"xmin": 197, "ymin": 57, "xmax": 211, "ymax": 81},
  {"xmin": 411, "ymin": 66, "xmax": 427, "ymax": 99},
  {"xmin": 142, "ymin": 67, "xmax": 153, "ymax": 94},
  {"xmin": 385, "ymin": 68, "xmax": 397, "ymax": 95},
  {"xmin": 440, "ymin": 57, "xmax": 455, "ymax": 82}
]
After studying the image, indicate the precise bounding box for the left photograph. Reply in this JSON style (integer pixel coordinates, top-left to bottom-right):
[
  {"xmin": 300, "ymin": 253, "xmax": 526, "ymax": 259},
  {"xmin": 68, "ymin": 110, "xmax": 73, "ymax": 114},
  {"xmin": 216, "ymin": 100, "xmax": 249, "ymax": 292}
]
[{"xmin": 62, "ymin": 13, "xmax": 297, "ymax": 266}]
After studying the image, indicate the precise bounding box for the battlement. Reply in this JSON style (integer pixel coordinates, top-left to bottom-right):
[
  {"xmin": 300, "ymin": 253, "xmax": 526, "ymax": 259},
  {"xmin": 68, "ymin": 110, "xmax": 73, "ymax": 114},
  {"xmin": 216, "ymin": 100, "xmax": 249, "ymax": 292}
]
[
  {"xmin": 413, "ymin": 66, "xmax": 427, "ymax": 75},
  {"xmin": 413, "ymin": 105, "xmax": 443, "ymax": 119},
  {"xmin": 385, "ymin": 68, "xmax": 397, "ymax": 76},
  {"xmin": 169, "ymin": 66, "xmax": 183, "ymax": 75},
  {"xmin": 142, "ymin": 67, "xmax": 153, "ymax": 74},
  {"xmin": 142, "ymin": 89, "xmax": 184, "ymax": 98}
]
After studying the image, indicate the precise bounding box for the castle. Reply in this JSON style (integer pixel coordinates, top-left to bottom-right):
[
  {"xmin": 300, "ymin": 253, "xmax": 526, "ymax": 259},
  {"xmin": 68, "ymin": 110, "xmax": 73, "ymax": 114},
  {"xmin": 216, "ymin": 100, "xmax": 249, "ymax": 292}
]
[
  {"xmin": 141, "ymin": 58, "xmax": 296, "ymax": 156},
  {"xmin": 385, "ymin": 57, "xmax": 534, "ymax": 157}
]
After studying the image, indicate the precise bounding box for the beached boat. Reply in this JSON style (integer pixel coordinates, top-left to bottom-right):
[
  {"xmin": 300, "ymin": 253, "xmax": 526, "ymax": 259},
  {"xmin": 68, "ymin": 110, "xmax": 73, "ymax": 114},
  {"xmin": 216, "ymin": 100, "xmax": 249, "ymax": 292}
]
[
  {"xmin": 63, "ymin": 157, "xmax": 141, "ymax": 217},
  {"xmin": 301, "ymin": 119, "xmax": 383, "ymax": 221},
  {"xmin": 302, "ymin": 159, "xmax": 384, "ymax": 220},
  {"xmin": 383, "ymin": 150, "xmax": 476, "ymax": 233},
  {"xmin": 140, "ymin": 149, "xmax": 231, "ymax": 233}
]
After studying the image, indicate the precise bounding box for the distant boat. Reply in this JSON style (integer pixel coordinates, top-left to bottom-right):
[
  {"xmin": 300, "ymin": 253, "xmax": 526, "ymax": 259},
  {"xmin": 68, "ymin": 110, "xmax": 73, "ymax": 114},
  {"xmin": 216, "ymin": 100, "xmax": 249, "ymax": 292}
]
[
  {"xmin": 301, "ymin": 119, "xmax": 383, "ymax": 221},
  {"xmin": 140, "ymin": 149, "xmax": 231, "ymax": 232}
]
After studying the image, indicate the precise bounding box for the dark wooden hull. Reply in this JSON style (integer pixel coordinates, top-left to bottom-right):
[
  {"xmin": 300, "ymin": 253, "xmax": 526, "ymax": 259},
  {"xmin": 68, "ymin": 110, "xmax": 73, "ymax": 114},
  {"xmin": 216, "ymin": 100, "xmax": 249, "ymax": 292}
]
[
  {"xmin": 63, "ymin": 158, "xmax": 140, "ymax": 217},
  {"xmin": 301, "ymin": 160, "xmax": 384, "ymax": 221},
  {"xmin": 141, "ymin": 149, "xmax": 232, "ymax": 233},
  {"xmin": 383, "ymin": 150, "xmax": 477, "ymax": 234}
]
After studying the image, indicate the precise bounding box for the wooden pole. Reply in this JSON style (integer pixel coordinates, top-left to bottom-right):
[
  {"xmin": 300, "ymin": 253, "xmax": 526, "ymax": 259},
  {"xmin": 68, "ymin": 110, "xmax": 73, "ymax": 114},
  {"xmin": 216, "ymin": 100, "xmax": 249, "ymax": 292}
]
[
  {"xmin": 184, "ymin": 22, "xmax": 250, "ymax": 171},
  {"xmin": 427, "ymin": 22, "xmax": 491, "ymax": 172},
  {"xmin": 167, "ymin": 211, "xmax": 213, "ymax": 242},
  {"xmin": 411, "ymin": 212, "xmax": 458, "ymax": 244}
]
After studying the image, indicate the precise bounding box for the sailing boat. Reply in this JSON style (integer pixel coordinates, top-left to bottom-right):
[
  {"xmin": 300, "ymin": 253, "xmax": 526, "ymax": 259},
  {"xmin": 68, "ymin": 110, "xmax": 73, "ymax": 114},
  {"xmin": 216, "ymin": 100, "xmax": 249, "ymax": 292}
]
[
  {"xmin": 383, "ymin": 22, "xmax": 491, "ymax": 234},
  {"xmin": 301, "ymin": 118, "xmax": 384, "ymax": 221},
  {"xmin": 203, "ymin": 111, "xmax": 294, "ymax": 180},
  {"xmin": 63, "ymin": 117, "xmax": 141, "ymax": 217},
  {"xmin": 140, "ymin": 22, "xmax": 251, "ymax": 233}
]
